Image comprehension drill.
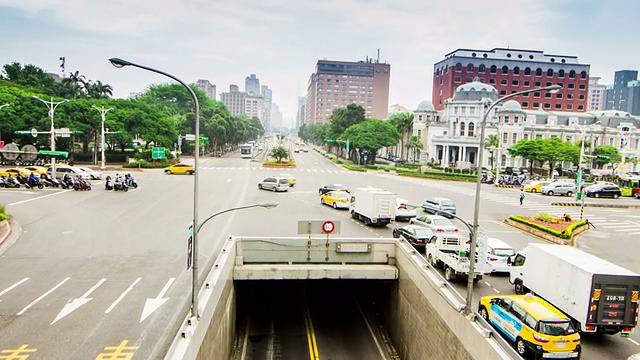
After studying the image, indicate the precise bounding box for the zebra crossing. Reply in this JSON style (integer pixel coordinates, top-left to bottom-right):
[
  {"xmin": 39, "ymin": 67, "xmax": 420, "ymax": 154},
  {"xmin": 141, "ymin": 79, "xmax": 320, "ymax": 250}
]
[{"xmin": 199, "ymin": 166, "xmax": 357, "ymax": 174}]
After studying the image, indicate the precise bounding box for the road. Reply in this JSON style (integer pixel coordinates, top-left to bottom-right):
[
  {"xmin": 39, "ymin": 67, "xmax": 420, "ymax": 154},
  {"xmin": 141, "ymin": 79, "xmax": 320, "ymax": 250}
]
[{"xmin": 0, "ymin": 143, "xmax": 639, "ymax": 359}]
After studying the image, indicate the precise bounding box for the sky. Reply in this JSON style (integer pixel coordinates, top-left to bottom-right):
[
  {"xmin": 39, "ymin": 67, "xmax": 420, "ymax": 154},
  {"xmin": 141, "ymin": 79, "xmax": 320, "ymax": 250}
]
[{"xmin": 1, "ymin": 0, "xmax": 639, "ymax": 125}]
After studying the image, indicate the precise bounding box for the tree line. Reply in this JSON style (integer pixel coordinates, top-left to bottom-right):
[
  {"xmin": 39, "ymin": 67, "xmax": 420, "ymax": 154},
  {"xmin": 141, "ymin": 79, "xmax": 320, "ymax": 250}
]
[{"xmin": 0, "ymin": 62, "xmax": 264, "ymax": 157}]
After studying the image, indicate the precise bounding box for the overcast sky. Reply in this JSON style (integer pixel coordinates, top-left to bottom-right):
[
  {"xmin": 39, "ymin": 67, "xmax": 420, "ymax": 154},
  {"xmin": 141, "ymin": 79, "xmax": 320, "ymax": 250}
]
[{"xmin": 1, "ymin": 0, "xmax": 638, "ymax": 123}]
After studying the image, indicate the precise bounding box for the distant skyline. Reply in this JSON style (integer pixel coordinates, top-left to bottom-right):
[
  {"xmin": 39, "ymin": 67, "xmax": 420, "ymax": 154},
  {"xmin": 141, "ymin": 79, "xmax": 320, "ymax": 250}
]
[{"xmin": 1, "ymin": 1, "xmax": 639, "ymax": 120}]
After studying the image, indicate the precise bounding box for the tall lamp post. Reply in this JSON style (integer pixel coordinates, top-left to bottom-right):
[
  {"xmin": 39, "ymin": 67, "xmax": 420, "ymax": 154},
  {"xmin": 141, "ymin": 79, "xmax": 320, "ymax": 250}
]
[
  {"xmin": 32, "ymin": 96, "xmax": 69, "ymax": 179},
  {"xmin": 464, "ymin": 84, "xmax": 561, "ymax": 316},
  {"xmin": 0, "ymin": 104, "xmax": 8, "ymax": 143},
  {"xmin": 92, "ymin": 105, "xmax": 113, "ymax": 170},
  {"xmin": 109, "ymin": 57, "xmax": 202, "ymax": 317}
]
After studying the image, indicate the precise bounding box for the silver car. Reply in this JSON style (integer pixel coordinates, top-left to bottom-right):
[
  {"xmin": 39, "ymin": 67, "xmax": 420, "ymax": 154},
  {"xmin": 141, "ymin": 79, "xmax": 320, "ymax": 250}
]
[
  {"xmin": 422, "ymin": 197, "xmax": 456, "ymax": 218},
  {"xmin": 541, "ymin": 182, "xmax": 577, "ymax": 196},
  {"xmin": 258, "ymin": 177, "xmax": 289, "ymax": 192}
]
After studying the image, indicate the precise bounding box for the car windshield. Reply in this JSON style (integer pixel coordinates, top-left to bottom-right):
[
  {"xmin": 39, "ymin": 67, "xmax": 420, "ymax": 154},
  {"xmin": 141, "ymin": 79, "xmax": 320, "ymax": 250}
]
[
  {"xmin": 337, "ymin": 193, "xmax": 350, "ymax": 199},
  {"xmin": 441, "ymin": 201, "xmax": 455, "ymax": 207},
  {"xmin": 538, "ymin": 320, "xmax": 576, "ymax": 336},
  {"xmin": 432, "ymin": 219, "xmax": 452, "ymax": 226},
  {"xmin": 278, "ymin": 179, "xmax": 288, "ymax": 184},
  {"xmin": 414, "ymin": 228, "xmax": 433, "ymax": 237},
  {"xmin": 493, "ymin": 248, "xmax": 515, "ymax": 256}
]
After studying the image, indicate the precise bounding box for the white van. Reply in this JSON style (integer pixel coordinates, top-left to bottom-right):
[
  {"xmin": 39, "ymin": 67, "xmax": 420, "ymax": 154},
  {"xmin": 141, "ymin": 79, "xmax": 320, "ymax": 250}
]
[{"xmin": 486, "ymin": 238, "xmax": 515, "ymax": 274}]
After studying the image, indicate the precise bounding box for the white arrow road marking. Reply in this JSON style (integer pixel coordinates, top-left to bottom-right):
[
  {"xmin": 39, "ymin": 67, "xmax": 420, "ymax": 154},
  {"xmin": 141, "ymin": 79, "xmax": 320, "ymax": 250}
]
[
  {"xmin": 140, "ymin": 278, "xmax": 175, "ymax": 323},
  {"xmin": 17, "ymin": 277, "xmax": 70, "ymax": 316},
  {"xmin": 52, "ymin": 278, "xmax": 106, "ymax": 324},
  {"xmin": 0, "ymin": 277, "xmax": 30, "ymax": 303},
  {"xmin": 105, "ymin": 277, "xmax": 141, "ymax": 314}
]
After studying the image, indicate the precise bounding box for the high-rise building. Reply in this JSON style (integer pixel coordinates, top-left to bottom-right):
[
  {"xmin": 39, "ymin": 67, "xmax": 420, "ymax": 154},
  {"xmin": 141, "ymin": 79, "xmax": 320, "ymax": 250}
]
[
  {"xmin": 245, "ymin": 74, "xmax": 260, "ymax": 96},
  {"xmin": 195, "ymin": 79, "xmax": 216, "ymax": 100},
  {"xmin": 296, "ymin": 96, "xmax": 306, "ymax": 132},
  {"xmin": 587, "ymin": 77, "xmax": 606, "ymax": 111},
  {"xmin": 604, "ymin": 70, "xmax": 640, "ymax": 115},
  {"xmin": 306, "ymin": 58, "xmax": 391, "ymax": 124},
  {"xmin": 261, "ymin": 85, "xmax": 272, "ymax": 131},
  {"xmin": 432, "ymin": 48, "xmax": 590, "ymax": 112},
  {"xmin": 220, "ymin": 85, "xmax": 246, "ymax": 116}
]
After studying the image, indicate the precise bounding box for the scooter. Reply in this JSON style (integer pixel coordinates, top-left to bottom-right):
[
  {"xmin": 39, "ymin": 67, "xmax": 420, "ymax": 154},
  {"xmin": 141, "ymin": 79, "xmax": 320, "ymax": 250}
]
[
  {"xmin": 42, "ymin": 174, "xmax": 60, "ymax": 188},
  {"xmin": 25, "ymin": 176, "xmax": 44, "ymax": 189},
  {"xmin": 73, "ymin": 178, "xmax": 92, "ymax": 191},
  {"xmin": 125, "ymin": 174, "xmax": 138, "ymax": 189},
  {"xmin": 3, "ymin": 176, "xmax": 21, "ymax": 188},
  {"xmin": 105, "ymin": 176, "xmax": 114, "ymax": 190},
  {"xmin": 114, "ymin": 178, "xmax": 129, "ymax": 192}
]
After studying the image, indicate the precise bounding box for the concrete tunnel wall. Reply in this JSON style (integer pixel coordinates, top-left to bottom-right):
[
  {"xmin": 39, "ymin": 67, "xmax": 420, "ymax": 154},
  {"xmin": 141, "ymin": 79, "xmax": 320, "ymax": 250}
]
[{"xmin": 166, "ymin": 238, "xmax": 511, "ymax": 360}]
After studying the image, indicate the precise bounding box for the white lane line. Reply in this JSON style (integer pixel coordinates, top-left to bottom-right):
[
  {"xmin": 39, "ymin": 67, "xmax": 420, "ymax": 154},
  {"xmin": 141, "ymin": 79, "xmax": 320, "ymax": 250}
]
[
  {"xmin": 17, "ymin": 277, "xmax": 70, "ymax": 316},
  {"xmin": 484, "ymin": 281, "xmax": 491, "ymax": 287},
  {"xmin": 7, "ymin": 190, "xmax": 71, "ymax": 207},
  {"xmin": 105, "ymin": 277, "xmax": 141, "ymax": 314},
  {"xmin": 52, "ymin": 278, "xmax": 107, "ymax": 324},
  {"xmin": 0, "ymin": 277, "xmax": 30, "ymax": 298},
  {"xmin": 628, "ymin": 338, "xmax": 640, "ymax": 346},
  {"xmin": 140, "ymin": 277, "xmax": 175, "ymax": 322},
  {"xmin": 493, "ymin": 288, "xmax": 500, "ymax": 293}
]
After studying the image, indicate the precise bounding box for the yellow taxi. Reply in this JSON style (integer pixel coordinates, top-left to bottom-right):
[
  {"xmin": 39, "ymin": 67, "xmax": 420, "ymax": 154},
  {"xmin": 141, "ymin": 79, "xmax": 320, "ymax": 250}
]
[
  {"xmin": 320, "ymin": 190, "xmax": 351, "ymax": 209},
  {"xmin": 279, "ymin": 173, "xmax": 296, "ymax": 187},
  {"xmin": 478, "ymin": 294, "xmax": 581, "ymax": 359},
  {"xmin": 21, "ymin": 165, "xmax": 48, "ymax": 176},
  {"xmin": 0, "ymin": 167, "xmax": 32, "ymax": 177},
  {"xmin": 523, "ymin": 181, "xmax": 551, "ymax": 193},
  {"xmin": 164, "ymin": 163, "xmax": 195, "ymax": 175}
]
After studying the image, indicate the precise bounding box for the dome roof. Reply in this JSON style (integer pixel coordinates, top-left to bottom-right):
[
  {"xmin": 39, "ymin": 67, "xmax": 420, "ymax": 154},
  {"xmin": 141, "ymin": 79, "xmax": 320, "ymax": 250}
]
[
  {"xmin": 453, "ymin": 81, "xmax": 498, "ymax": 102},
  {"xmin": 498, "ymin": 100, "xmax": 523, "ymax": 112},
  {"xmin": 416, "ymin": 100, "xmax": 435, "ymax": 112}
]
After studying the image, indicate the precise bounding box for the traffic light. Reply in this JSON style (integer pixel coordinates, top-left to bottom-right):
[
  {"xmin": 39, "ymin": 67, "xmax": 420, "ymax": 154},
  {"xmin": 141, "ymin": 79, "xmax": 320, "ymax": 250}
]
[{"xmin": 597, "ymin": 155, "xmax": 611, "ymax": 161}]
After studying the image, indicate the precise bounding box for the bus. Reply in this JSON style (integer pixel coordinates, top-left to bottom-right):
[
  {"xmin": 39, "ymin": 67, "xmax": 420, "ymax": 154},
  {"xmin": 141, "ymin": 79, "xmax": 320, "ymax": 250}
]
[
  {"xmin": 618, "ymin": 175, "xmax": 640, "ymax": 197},
  {"xmin": 240, "ymin": 143, "xmax": 253, "ymax": 159}
]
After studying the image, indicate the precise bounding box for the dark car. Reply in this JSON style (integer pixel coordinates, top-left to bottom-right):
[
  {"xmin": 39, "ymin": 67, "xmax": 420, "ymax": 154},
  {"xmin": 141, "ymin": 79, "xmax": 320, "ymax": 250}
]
[
  {"xmin": 318, "ymin": 184, "xmax": 349, "ymax": 195},
  {"xmin": 584, "ymin": 185, "xmax": 621, "ymax": 199},
  {"xmin": 392, "ymin": 225, "xmax": 435, "ymax": 252}
]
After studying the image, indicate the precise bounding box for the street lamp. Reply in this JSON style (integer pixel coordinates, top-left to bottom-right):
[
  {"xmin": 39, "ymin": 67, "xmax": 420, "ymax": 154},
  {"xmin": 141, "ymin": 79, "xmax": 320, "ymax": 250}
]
[
  {"xmin": 109, "ymin": 57, "xmax": 202, "ymax": 318},
  {"xmin": 0, "ymin": 104, "xmax": 8, "ymax": 141},
  {"xmin": 575, "ymin": 121, "xmax": 600, "ymax": 219},
  {"xmin": 32, "ymin": 96, "xmax": 69, "ymax": 179},
  {"xmin": 464, "ymin": 84, "xmax": 561, "ymax": 316},
  {"xmin": 92, "ymin": 105, "xmax": 113, "ymax": 170}
]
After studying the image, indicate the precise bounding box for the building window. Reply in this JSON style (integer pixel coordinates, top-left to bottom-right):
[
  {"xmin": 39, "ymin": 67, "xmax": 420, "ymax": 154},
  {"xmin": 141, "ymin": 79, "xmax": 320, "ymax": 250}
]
[
  {"xmin": 536, "ymin": 68, "xmax": 542, "ymax": 76},
  {"xmin": 500, "ymin": 90, "xmax": 507, "ymax": 95},
  {"xmin": 460, "ymin": 122, "xmax": 466, "ymax": 136},
  {"xmin": 461, "ymin": 107, "xmax": 466, "ymax": 115},
  {"xmin": 556, "ymin": 93, "xmax": 563, "ymax": 99},
  {"xmin": 468, "ymin": 122, "xmax": 475, "ymax": 136},
  {"xmin": 512, "ymin": 133, "xmax": 517, "ymax": 143},
  {"xmin": 545, "ymin": 92, "xmax": 552, "ymax": 98},
  {"xmin": 534, "ymin": 92, "xmax": 541, "ymax": 98},
  {"xmin": 522, "ymin": 101, "xmax": 529, "ymax": 107},
  {"xmin": 578, "ymin": 94, "xmax": 585, "ymax": 100},
  {"xmin": 524, "ymin": 67, "xmax": 531, "ymax": 75},
  {"xmin": 567, "ymin": 93, "xmax": 574, "ymax": 99},
  {"xmin": 535, "ymin": 81, "xmax": 541, "ymax": 87},
  {"xmin": 577, "ymin": 105, "xmax": 584, "ymax": 110},
  {"xmin": 454, "ymin": 76, "xmax": 461, "ymax": 83},
  {"xmin": 579, "ymin": 84, "xmax": 586, "ymax": 90},
  {"xmin": 544, "ymin": 103, "xmax": 551, "ymax": 109},
  {"xmin": 547, "ymin": 69, "xmax": 554, "ymax": 76},
  {"xmin": 501, "ymin": 79, "xmax": 508, "ymax": 85},
  {"xmin": 455, "ymin": 63, "xmax": 462, "ymax": 71},
  {"xmin": 568, "ymin": 83, "xmax": 575, "ymax": 89},
  {"xmin": 418, "ymin": 114, "xmax": 423, "ymax": 122},
  {"xmin": 453, "ymin": 106, "xmax": 459, "ymax": 114},
  {"xmin": 514, "ymin": 66, "xmax": 520, "ymax": 75},
  {"xmin": 479, "ymin": 64, "xmax": 486, "ymax": 73},
  {"xmin": 524, "ymin": 133, "xmax": 529, "ymax": 140},
  {"xmin": 467, "ymin": 63, "xmax": 474, "ymax": 71},
  {"xmin": 502, "ymin": 132, "xmax": 508, "ymax": 143},
  {"xmin": 418, "ymin": 129, "xmax": 421, "ymax": 136},
  {"xmin": 489, "ymin": 78, "xmax": 496, "ymax": 84},
  {"xmin": 558, "ymin": 70, "xmax": 565, "ymax": 78},
  {"xmin": 580, "ymin": 71, "xmax": 587, "ymax": 79},
  {"xmin": 512, "ymin": 80, "xmax": 519, "ymax": 86},
  {"xmin": 555, "ymin": 103, "xmax": 562, "ymax": 109},
  {"xmin": 569, "ymin": 70, "xmax": 576, "ymax": 78},
  {"xmin": 466, "ymin": 77, "xmax": 473, "ymax": 83},
  {"xmin": 533, "ymin": 102, "xmax": 540, "ymax": 108},
  {"xmin": 536, "ymin": 134, "xmax": 543, "ymax": 139},
  {"xmin": 490, "ymin": 65, "xmax": 497, "ymax": 74},
  {"xmin": 502, "ymin": 66, "xmax": 509, "ymax": 74},
  {"xmin": 524, "ymin": 80, "xmax": 530, "ymax": 87}
]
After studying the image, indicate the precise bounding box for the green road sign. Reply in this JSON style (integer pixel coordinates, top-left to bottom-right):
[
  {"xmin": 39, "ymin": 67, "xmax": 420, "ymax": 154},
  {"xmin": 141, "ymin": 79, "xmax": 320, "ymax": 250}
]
[
  {"xmin": 14, "ymin": 131, "xmax": 32, "ymax": 135},
  {"xmin": 38, "ymin": 150, "xmax": 69, "ymax": 158},
  {"xmin": 200, "ymin": 136, "xmax": 208, "ymax": 141},
  {"xmin": 152, "ymin": 147, "xmax": 166, "ymax": 159}
]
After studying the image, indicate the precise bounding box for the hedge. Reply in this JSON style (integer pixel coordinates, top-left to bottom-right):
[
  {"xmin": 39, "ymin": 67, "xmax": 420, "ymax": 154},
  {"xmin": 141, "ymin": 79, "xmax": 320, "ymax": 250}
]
[
  {"xmin": 0, "ymin": 205, "xmax": 8, "ymax": 221},
  {"xmin": 262, "ymin": 161, "xmax": 297, "ymax": 167},
  {"xmin": 509, "ymin": 215, "xmax": 587, "ymax": 239},
  {"xmin": 397, "ymin": 171, "xmax": 477, "ymax": 182},
  {"xmin": 342, "ymin": 163, "xmax": 367, "ymax": 172}
]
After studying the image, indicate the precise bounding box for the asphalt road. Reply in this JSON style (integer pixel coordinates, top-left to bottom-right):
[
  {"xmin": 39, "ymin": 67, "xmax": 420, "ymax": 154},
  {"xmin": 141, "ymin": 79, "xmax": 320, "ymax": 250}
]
[{"xmin": 1, "ymin": 143, "xmax": 639, "ymax": 359}]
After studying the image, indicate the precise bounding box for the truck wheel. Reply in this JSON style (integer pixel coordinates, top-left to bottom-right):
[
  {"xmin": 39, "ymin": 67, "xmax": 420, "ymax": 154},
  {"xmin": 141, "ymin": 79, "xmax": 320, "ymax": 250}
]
[
  {"xmin": 351, "ymin": 211, "xmax": 357, "ymax": 219},
  {"xmin": 514, "ymin": 281, "xmax": 525, "ymax": 294},
  {"xmin": 428, "ymin": 254, "xmax": 437, "ymax": 267},
  {"xmin": 515, "ymin": 338, "xmax": 528, "ymax": 357},
  {"xmin": 473, "ymin": 276, "xmax": 480, "ymax": 284},
  {"xmin": 444, "ymin": 267, "xmax": 455, "ymax": 281},
  {"xmin": 364, "ymin": 218, "xmax": 371, "ymax": 226},
  {"xmin": 478, "ymin": 306, "xmax": 489, "ymax": 321}
]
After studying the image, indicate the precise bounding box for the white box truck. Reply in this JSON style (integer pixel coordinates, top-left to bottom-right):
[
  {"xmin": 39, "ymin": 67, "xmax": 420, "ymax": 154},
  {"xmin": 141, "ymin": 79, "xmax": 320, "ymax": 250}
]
[
  {"xmin": 349, "ymin": 187, "xmax": 396, "ymax": 227},
  {"xmin": 510, "ymin": 243, "xmax": 640, "ymax": 336}
]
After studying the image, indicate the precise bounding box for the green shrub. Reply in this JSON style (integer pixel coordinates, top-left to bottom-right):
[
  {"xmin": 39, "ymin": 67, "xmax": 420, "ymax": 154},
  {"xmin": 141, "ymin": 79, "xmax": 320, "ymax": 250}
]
[
  {"xmin": 397, "ymin": 171, "xmax": 476, "ymax": 182},
  {"xmin": 123, "ymin": 160, "xmax": 170, "ymax": 168},
  {"xmin": 342, "ymin": 163, "xmax": 366, "ymax": 172},
  {"xmin": 262, "ymin": 161, "xmax": 297, "ymax": 167},
  {"xmin": 534, "ymin": 212, "xmax": 554, "ymax": 222},
  {"xmin": 0, "ymin": 205, "xmax": 8, "ymax": 221},
  {"xmin": 509, "ymin": 215, "xmax": 587, "ymax": 239}
]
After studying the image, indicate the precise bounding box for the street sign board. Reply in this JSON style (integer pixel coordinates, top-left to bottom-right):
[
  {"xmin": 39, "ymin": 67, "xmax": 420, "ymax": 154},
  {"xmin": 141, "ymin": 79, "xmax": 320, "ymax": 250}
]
[
  {"xmin": 152, "ymin": 147, "xmax": 166, "ymax": 159},
  {"xmin": 297, "ymin": 220, "xmax": 341, "ymax": 235},
  {"xmin": 187, "ymin": 223, "xmax": 193, "ymax": 271},
  {"xmin": 56, "ymin": 128, "xmax": 71, "ymax": 138},
  {"xmin": 38, "ymin": 150, "xmax": 69, "ymax": 158},
  {"xmin": 184, "ymin": 134, "xmax": 196, "ymax": 141}
]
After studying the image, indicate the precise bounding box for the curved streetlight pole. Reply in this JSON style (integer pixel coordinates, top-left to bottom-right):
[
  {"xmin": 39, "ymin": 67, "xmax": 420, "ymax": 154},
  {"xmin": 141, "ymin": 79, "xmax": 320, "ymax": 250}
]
[
  {"xmin": 109, "ymin": 57, "xmax": 202, "ymax": 317},
  {"xmin": 92, "ymin": 105, "xmax": 113, "ymax": 170},
  {"xmin": 0, "ymin": 104, "xmax": 8, "ymax": 145},
  {"xmin": 464, "ymin": 85, "xmax": 561, "ymax": 316},
  {"xmin": 32, "ymin": 96, "xmax": 69, "ymax": 179}
]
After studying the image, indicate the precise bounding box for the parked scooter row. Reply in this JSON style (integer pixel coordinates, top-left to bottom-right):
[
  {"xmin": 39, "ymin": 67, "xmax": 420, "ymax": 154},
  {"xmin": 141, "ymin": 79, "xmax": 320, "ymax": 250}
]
[{"xmin": 2, "ymin": 172, "xmax": 139, "ymax": 192}]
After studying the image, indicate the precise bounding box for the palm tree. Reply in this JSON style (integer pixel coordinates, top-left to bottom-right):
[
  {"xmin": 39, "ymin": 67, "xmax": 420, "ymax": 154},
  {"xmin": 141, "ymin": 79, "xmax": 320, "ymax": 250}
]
[
  {"xmin": 406, "ymin": 136, "xmax": 424, "ymax": 163},
  {"xmin": 86, "ymin": 80, "xmax": 113, "ymax": 99},
  {"xmin": 389, "ymin": 112, "xmax": 414, "ymax": 159},
  {"xmin": 62, "ymin": 71, "xmax": 86, "ymax": 99},
  {"xmin": 484, "ymin": 134, "xmax": 499, "ymax": 170}
]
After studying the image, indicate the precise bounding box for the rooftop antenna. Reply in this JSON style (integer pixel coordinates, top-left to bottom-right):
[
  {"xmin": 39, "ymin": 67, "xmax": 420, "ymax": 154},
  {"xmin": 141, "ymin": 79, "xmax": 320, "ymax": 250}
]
[{"xmin": 377, "ymin": 49, "xmax": 380, "ymax": 63}]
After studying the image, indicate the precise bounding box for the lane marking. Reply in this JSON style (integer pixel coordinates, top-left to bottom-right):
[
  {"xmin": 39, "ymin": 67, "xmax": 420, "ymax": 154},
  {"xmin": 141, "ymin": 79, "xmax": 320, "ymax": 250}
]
[
  {"xmin": 628, "ymin": 338, "xmax": 640, "ymax": 346},
  {"xmin": 493, "ymin": 288, "xmax": 500, "ymax": 293},
  {"xmin": 140, "ymin": 278, "xmax": 175, "ymax": 322},
  {"xmin": 354, "ymin": 297, "xmax": 388, "ymax": 359},
  {"xmin": 484, "ymin": 281, "xmax": 491, "ymax": 287},
  {"xmin": 52, "ymin": 278, "xmax": 106, "ymax": 324},
  {"xmin": 17, "ymin": 277, "xmax": 70, "ymax": 316},
  {"xmin": 0, "ymin": 277, "xmax": 30, "ymax": 298},
  {"xmin": 7, "ymin": 189, "xmax": 71, "ymax": 207},
  {"xmin": 303, "ymin": 303, "xmax": 320, "ymax": 360},
  {"xmin": 105, "ymin": 278, "xmax": 141, "ymax": 314}
]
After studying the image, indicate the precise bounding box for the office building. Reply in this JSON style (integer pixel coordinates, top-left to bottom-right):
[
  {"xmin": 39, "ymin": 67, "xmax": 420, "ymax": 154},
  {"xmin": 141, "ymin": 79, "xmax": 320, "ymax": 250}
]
[
  {"xmin": 604, "ymin": 70, "xmax": 640, "ymax": 115},
  {"xmin": 262, "ymin": 85, "xmax": 272, "ymax": 131},
  {"xmin": 432, "ymin": 48, "xmax": 590, "ymax": 112},
  {"xmin": 246, "ymin": 74, "xmax": 260, "ymax": 96},
  {"xmin": 195, "ymin": 80, "xmax": 216, "ymax": 100},
  {"xmin": 587, "ymin": 77, "xmax": 606, "ymax": 111},
  {"xmin": 296, "ymin": 96, "xmax": 306, "ymax": 132},
  {"xmin": 306, "ymin": 58, "xmax": 391, "ymax": 124},
  {"xmin": 220, "ymin": 85, "xmax": 246, "ymax": 116}
]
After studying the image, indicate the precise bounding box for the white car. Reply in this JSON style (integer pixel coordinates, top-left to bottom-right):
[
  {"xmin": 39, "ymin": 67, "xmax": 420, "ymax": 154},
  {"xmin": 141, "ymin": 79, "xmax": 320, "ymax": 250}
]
[
  {"xmin": 485, "ymin": 238, "xmax": 515, "ymax": 274},
  {"xmin": 395, "ymin": 198, "xmax": 417, "ymax": 221},
  {"xmin": 77, "ymin": 166, "xmax": 103, "ymax": 180},
  {"xmin": 409, "ymin": 214, "xmax": 460, "ymax": 234}
]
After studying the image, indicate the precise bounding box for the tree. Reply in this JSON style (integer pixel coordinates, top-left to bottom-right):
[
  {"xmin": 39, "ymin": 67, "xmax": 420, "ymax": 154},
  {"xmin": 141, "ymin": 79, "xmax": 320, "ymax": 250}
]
[
  {"xmin": 340, "ymin": 119, "xmax": 399, "ymax": 164},
  {"xmin": 389, "ymin": 112, "xmax": 414, "ymax": 159},
  {"xmin": 593, "ymin": 145, "xmax": 622, "ymax": 173},
  {"xmin": 406, "ymin": 135, "xmax": 423, "ymax": 163},
  {"xmin": 484, "ymin": 134, "xmax": 499, "ymax": 170},
  {"xmin": 329, "ymin": 104, "xmax": 366, "ymax": 157},
  {"xmin": 269, "ymin": 146, "xmax": 289, "ymax": 163},
  {"xmin": 62, "ymin": 71, "xmax": 87, "ymax": 99}
]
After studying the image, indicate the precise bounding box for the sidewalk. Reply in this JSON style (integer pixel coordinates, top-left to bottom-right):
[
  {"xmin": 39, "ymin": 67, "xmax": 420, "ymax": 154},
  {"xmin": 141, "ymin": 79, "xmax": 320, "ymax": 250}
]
[{"xmin": 0, "ymin": 219, "xmax": 11, "ymax": 247}]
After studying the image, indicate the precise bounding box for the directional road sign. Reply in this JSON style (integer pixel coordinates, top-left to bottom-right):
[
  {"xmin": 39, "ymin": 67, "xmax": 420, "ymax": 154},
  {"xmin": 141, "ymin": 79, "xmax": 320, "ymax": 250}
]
[{"xmin": 152, "ymin": 147, "xmax": 166, "ymax": 159}]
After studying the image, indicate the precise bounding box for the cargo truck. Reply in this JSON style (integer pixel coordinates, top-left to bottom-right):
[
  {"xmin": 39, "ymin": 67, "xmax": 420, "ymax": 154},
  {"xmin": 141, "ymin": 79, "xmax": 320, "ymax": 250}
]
[
  {"xmin": 509, "ymin": 243, "xmax": 640, "ymax": 336},
  {"xmin": 425, "ymin": 233, "xmax": 484, "ymax": 282},
  {"xmin": 349, "ymin": 187, "xmax": 396, "ymax": 227}
]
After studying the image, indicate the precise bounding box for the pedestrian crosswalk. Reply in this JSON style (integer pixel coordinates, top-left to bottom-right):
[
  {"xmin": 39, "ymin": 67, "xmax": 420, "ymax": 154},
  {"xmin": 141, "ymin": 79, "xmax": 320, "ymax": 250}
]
[{"xmin": 199, "ymin": 166, "xmax": 358, "ymax": 174}]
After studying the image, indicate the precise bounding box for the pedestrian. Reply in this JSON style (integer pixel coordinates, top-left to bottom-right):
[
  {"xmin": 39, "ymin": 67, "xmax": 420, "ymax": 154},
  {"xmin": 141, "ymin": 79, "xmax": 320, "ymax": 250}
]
[{"xmin": 519, "ymin": 191, "xmax": 525, "ymax": 205}]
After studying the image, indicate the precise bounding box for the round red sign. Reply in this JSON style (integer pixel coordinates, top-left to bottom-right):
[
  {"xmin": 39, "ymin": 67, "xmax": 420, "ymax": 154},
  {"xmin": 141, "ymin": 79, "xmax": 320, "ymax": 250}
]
[{"xmin": 322, "ymin": 221, "xmax": 335, "ymax": 234}]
